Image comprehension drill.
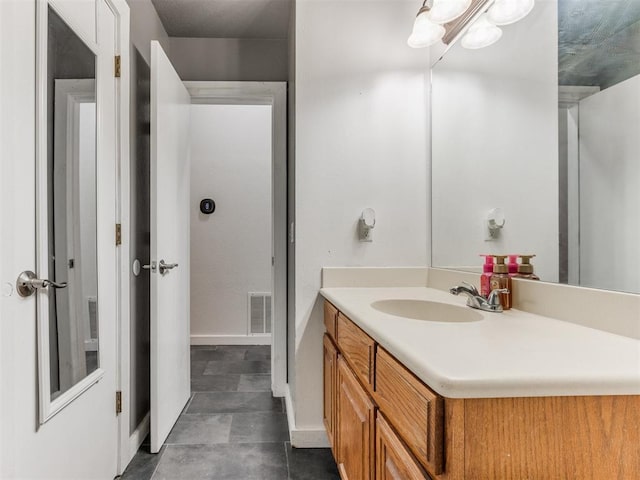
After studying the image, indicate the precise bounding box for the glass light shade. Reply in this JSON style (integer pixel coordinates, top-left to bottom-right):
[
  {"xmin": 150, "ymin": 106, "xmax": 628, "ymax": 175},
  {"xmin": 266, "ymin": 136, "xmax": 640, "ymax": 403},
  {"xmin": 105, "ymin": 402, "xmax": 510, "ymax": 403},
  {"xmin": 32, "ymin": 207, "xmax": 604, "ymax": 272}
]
[
  {"xmin": 407, "ymin": 11, "xmax": 446, "ymax": 48},
  {"xmin": 429, "ymin": 0, "xmax": 473, "ymax": 24},
  {"xmin": 461, "ymin": 14, "xmax": 503, "ymax": 49},
  {"xmin": 487, "ymin": 0, "xmax": 535, "ymax": 26}
]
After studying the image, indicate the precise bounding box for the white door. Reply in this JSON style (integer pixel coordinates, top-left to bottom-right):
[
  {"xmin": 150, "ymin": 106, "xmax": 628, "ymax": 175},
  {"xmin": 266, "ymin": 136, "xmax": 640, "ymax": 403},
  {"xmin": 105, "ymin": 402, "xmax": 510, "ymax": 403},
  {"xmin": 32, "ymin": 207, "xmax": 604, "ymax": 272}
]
[
  {"xmin": 149, "ymin": 41, "xmax": 192, "ymax": 453},
  {"xmin": 0, "ymin": 0, "xmax": 121, "ymax": 478}
]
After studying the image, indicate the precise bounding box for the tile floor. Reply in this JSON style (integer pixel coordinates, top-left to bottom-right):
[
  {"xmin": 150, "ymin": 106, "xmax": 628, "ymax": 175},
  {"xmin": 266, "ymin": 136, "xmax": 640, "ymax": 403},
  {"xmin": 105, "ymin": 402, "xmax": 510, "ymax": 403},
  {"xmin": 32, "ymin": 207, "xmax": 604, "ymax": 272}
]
[{"xmin": 120, "ymin": 345, "xmax": 340, "ymax": 480}]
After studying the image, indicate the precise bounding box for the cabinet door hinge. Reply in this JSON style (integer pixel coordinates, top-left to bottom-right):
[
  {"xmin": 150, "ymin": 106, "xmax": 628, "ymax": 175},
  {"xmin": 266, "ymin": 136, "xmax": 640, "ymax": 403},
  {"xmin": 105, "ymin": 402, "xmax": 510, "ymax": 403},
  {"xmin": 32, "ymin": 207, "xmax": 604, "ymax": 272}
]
[
  {"xmin": 115, "ymin": 223, "xmax": 122, "ymax": 246},
  {"xmin": 114, "ymin": 55, "xmax": 121, "ymax": 78},
  {"xmin": 116, "ymin": 391, "xmax": 122, "ymax": 414}
]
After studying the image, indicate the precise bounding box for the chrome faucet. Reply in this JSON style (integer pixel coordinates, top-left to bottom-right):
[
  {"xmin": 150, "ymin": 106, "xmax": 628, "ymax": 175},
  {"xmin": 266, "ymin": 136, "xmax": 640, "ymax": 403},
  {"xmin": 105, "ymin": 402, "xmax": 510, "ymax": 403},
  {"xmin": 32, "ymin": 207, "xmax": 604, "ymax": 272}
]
[{"xmin": 449, "ymin": 281, "xmax": 509, "ymax": 313}]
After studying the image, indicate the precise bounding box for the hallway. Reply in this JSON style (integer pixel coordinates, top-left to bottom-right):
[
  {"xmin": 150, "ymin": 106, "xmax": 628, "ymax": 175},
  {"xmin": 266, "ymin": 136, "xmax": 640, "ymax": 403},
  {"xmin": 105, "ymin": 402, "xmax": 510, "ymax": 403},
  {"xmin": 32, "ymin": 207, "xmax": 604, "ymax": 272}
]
[{"xmin": 121, "ymin": 346, "xmax": 339, "ymax": 479}]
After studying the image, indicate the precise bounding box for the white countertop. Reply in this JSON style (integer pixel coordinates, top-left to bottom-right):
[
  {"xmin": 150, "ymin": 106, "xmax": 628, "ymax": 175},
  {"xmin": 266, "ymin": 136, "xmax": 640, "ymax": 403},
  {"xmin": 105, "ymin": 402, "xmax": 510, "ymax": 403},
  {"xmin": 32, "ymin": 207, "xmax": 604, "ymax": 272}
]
[{"xmin": 320, "ymin": 287, "xmax": 640, "ymax": 398}]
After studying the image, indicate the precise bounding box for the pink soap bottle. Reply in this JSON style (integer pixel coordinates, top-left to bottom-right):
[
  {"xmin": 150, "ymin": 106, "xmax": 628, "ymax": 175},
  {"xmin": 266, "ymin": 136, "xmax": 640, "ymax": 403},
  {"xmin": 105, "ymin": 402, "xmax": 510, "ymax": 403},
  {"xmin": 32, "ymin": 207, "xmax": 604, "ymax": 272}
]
[
  {"xmin": 479, "ymin": 255, "xmax": 494, "ymax": 297},
  {"xmin": 508, "ymin": 255, "xmax": 519, "ymax": 278}
]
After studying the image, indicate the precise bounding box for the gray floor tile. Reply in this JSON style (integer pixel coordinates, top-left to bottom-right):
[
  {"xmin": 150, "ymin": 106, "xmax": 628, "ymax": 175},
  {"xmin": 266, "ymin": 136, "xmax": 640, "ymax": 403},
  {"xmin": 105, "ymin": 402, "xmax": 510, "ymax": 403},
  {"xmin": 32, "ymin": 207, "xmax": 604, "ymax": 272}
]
[
  {"xmin": 286, "ymin": 442, "xmax": 340, "ymax": 480},
  {"xmin": 237, "ymin": 374, "xmax": 271, "ymax": 392},
  {"xmin": 187, "ymin": 392, "xmax": 282, "ymax": 414},
  {"xmin": 244, "ymin": 345, "xmax": 271, "ymax": 361},
  {"xmin": 203, "ymin": 360, "xmax": 270, "ymax": 375},
  {"xmin": 121, "ymin": 445, "xmax": 165, "ymax": 480},
  {"xmin": 192, "ymin": 346, "xmax": 248, "ymax": 362},
  {"xmin": 166, "ymin": 414, "xmax": 232, "ymax": 445},
  {"xmin": 151, "ymin": 443, "xmax": 288, "ymax": 480},
  {"xmin": 191, "ymin": 360, "xmax": 208, "ymax": 377},
  {"xmin": 191, "ymin": 374, "xmax": 240, "ymax": 392},
  {"xmin": 229, "ymin": 412, "xmax": 289, "ymax": 443}
]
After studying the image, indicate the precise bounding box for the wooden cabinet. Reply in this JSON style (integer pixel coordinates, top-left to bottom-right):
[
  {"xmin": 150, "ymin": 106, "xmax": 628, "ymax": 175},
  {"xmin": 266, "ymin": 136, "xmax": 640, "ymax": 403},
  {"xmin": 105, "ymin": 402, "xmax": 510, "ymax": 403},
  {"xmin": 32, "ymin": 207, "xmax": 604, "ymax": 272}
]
[
  {"xmin": 323, "ymin": 333, "xmax": 338, "ymax": 452},
  {"xmin": 337, "ymin": 312, "xmax": 375, "ymax": 391},
  {"xmin": 376, "ymin": 413, "xmax": 431, "ymax": 480},
  {"xmin": 336, "ymin": 356, "xmax": 376, "ymax": 480},
  {"xmin": 375, "ymin": 348, "xmax": 444, "ymax": 475},
  {"xmin": 323, "ymin": 300, "xmax": 640, "ymax": 480}
]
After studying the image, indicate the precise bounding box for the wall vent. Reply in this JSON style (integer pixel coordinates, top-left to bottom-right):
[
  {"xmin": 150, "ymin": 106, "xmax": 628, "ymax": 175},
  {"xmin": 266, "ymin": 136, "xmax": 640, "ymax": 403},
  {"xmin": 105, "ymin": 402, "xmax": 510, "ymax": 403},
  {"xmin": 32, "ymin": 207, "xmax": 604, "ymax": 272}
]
[{"xmin": 248, "ymin": 292, "xmax": 272, "ymax": 335}]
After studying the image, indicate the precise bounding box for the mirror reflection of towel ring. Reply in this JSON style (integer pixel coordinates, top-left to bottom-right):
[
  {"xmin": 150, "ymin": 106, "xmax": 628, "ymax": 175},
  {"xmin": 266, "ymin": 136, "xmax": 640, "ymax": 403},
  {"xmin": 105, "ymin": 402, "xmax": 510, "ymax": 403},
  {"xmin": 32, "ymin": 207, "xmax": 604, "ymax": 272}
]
[{"xmin": 487, "ymin": 208, "xmax": 505, "ymax": 238}]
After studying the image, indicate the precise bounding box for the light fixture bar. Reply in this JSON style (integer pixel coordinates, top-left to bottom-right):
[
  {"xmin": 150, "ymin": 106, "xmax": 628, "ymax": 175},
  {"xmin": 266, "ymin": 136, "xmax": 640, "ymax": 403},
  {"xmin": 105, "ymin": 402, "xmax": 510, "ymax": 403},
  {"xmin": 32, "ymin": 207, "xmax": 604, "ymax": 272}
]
[{"xmin": 441, "ymin": 0, "xmax": 493, "ymax": 44}]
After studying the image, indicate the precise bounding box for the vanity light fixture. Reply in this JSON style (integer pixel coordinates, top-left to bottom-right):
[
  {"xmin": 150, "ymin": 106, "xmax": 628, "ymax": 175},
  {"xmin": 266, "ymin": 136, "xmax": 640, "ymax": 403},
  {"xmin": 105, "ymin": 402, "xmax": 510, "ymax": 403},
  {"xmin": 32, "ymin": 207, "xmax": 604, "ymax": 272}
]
[
  {"xmin": 461, "ymin": 13, "xmax": 503, "ymax": 49},
  {"xmin": 487, "ymin": 0, "xmax": 535, "ymax": 25},
  {"xmin": 429, "ymin": 0, "xmax": 473, "ymax": 24},
  {"xmin": 407, "ymin": 1, "xmax": 446, "ymax": 48}
]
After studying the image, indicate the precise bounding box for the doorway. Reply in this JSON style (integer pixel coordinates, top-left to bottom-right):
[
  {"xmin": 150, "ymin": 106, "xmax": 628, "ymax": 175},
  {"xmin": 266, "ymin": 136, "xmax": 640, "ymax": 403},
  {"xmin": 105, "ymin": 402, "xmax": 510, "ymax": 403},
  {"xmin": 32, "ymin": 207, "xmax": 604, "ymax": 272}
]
[
  {"xmin": 122, "ymin": 79, "xmax": 287, "ymax": 462},
  {"xmin": 190, "ymin": 103, "xmax": 273, "ymax": 344},
  {"xmin": 186, "ymin": 82, "xmax": 288, "ymax": 398}
]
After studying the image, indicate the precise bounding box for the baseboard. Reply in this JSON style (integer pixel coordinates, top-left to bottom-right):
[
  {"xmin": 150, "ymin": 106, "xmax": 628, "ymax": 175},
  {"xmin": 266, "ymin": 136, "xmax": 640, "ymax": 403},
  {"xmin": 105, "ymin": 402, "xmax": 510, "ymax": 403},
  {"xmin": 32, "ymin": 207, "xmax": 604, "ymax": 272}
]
[
  {"xmin": 190, "ymin": 334, "xmax": 271, "ymax": 346},
  {"xmin": 129, "ymin": 412, "xmax": 150, "ymax": 460},
  {"xmin": 284, "ymin": 384, "xmax": 330, "ymax": 448}
]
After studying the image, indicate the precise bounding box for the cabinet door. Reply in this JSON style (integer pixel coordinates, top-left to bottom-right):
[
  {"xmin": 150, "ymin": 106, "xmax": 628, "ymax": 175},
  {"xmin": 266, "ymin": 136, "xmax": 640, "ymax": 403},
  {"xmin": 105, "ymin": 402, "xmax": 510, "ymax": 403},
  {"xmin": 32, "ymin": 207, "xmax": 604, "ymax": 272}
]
[
  {"xmin": 337, "ymin": 356, "xmax": 375, "ymax": 480},
  {"xmin": 323, "ymin": 333, "xmax": 338, "ymax": 452},
  {"xmin": 376, "ymin": 413, "xmax": 432, "ymax": 480}
]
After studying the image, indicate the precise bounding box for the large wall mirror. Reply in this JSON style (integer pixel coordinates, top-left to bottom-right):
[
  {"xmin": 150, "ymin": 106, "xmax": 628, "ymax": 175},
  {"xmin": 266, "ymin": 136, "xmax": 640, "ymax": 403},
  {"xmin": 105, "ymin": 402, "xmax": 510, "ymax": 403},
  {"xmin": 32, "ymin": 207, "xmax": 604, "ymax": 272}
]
[
  {"xmin": 37, "ymin": 5, "xmax": 100, "ymax": 422},
  {"xmin": 431, "ymin": 0, "xmax": 640, "ymax": 294}
]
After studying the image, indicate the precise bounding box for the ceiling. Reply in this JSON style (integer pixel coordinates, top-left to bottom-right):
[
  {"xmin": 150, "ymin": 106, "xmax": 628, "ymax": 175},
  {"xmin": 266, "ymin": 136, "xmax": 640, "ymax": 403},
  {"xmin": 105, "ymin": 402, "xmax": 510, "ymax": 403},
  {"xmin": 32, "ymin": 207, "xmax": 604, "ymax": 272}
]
[
  {"xmin": 559, "ymin": 0, "xmax": 640, "ymax": 89},
  {"xmin": 151, "ymin": 0, "xmax": 291, "ymax": 39}
]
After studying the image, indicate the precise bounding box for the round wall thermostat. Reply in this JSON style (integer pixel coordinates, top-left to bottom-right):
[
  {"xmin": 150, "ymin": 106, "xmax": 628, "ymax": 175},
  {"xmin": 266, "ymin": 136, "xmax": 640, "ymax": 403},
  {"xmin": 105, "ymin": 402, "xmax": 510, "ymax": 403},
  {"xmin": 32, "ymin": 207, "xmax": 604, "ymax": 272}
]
[{"xmin": 200, "ymin": 198, "xmax": 216, "ymax": 214}]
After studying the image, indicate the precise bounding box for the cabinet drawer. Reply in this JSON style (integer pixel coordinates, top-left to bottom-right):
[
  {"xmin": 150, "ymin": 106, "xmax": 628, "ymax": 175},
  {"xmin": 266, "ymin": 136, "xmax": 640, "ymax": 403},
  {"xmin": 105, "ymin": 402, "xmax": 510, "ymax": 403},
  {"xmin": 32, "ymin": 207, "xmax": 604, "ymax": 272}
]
[
  {"xmin": 324, "ymin": 301, "xmax": 338, "ymax": 341},
  {"xmin": 337, "ymin": 313, "xmax": 375, "ymax": 389},
  {"xmin": 376, "ymin": 413, "xmax": 431, "ymax": 480},
  {"xmin": 374, "ymin": 348, "xmax": 444, "ymax": 476}
]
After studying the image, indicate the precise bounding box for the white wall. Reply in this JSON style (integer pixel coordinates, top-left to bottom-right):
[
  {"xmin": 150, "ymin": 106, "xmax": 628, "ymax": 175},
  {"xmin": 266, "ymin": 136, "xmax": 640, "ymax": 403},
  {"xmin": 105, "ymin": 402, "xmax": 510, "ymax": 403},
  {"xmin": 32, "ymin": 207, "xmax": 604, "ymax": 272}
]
[
  {"xmin": 292, "ymin": 0, "xmax": 431, "ymax": 437},
  {"xmin": 579, "ymin": 74, "xmax": 640, "ymax": 293},
  {"xmin": 431, "ymin": 0, "xmax": 559, "ymax": 282},
  {"xmin": 126, "ymin": 0, "xmax": 170, "ymax": 64},
  {"xmin": 170, "ymin": 38, "xmax": 288, "ymax": 81},
  {"xmin": 190, "ymin": 104, "xmax": 273, "ymax": 341}
]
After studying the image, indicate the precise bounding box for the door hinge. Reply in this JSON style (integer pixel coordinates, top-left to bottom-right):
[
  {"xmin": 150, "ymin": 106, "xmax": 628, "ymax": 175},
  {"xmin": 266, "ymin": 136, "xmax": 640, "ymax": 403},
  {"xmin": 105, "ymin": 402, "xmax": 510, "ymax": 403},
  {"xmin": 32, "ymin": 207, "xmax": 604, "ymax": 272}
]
[
  {"xmin": 116, "ymin": 391, "xmax": 122, "ymax": 414},
  {"xmin": 115, "ymin": 223, "xmax": 122, "ymax": 246},
  {"xmin": 114, "ymin": 55, "xmax": 121, "ymax": 78}
]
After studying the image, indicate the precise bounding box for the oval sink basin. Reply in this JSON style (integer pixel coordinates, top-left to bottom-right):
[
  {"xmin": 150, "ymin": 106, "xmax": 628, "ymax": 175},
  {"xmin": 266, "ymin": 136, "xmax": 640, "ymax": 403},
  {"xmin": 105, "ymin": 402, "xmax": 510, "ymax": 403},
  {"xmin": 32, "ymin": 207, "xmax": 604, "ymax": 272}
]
[{"xmin": 370, "ymin": 299, "xmax": 483, "ymax": 323}]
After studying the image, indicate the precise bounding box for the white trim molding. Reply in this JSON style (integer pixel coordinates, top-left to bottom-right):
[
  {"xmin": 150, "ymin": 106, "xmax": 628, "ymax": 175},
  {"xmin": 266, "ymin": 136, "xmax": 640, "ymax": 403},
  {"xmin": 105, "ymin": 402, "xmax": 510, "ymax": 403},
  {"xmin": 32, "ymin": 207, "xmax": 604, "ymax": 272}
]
[
  {"xmin": 284, "ymin": 385, "xmax": 330, "ymax": 448},
  {"xmin": 129, "ymin": 413, "xmax": 150, "ymax": 461}
]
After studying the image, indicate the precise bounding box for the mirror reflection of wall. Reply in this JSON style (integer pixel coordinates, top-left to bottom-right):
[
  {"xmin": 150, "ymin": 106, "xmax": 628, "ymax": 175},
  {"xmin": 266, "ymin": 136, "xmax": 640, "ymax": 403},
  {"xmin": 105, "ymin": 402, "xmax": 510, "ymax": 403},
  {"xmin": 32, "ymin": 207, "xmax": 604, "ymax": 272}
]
[
  {"xmin": 431, "ymin": 0, "xmax": 640, "ymax": 294},
  {"xmin": 558, "ymin": 0, "xmax": 640, "ymax": 293},
  {"xmin": 432, "ymin": 1, "xmax": 559, "ymax": 281},
  {"xmin": 48, "ymin": 7, "xmax": 99, "ymax": 399}
]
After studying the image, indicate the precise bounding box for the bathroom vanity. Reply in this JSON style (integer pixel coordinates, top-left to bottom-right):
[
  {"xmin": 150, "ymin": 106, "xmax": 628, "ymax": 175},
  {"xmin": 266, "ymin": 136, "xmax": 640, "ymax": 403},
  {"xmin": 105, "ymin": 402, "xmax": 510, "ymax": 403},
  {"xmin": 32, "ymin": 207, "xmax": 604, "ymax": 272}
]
[{"xmin": 320, "ymin": 275, "xmax": 640, "ymax": 480}]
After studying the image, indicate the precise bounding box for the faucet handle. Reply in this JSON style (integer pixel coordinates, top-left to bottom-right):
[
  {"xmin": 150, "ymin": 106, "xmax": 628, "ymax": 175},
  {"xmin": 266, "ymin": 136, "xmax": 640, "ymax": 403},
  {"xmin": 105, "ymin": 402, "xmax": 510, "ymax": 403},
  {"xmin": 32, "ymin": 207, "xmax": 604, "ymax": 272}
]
[
  {"xmin": 487, "ymin": 288, "xmax": 509, "ymax": 307},
  {"xmin": 462, "ymin": 281, "xmax": 479, "ymax": 296}
]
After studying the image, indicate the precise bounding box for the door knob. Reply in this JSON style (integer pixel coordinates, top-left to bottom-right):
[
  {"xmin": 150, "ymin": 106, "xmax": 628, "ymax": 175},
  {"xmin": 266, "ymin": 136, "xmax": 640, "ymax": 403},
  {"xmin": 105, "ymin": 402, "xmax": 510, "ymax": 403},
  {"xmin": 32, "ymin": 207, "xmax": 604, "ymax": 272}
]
[
  {"xmin": 158, "ymin": 259, "xmax": 178, "ymax": 275},
  {"xmin": 16, "ymin": 270, "xmax": 68, "ymax": 298}
]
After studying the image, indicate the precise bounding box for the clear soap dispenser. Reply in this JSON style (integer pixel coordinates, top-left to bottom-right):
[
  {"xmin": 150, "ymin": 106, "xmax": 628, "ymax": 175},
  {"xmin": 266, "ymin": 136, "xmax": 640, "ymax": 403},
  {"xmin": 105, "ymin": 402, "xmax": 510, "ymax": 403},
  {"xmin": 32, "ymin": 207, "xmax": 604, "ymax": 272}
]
[
  {"xmin": 514, "ymin": 255, "xmax": 540, "ymax": 280},
  {"xmin": 490, "ymin": 255, "xmax": 512, "ymax": 310}
]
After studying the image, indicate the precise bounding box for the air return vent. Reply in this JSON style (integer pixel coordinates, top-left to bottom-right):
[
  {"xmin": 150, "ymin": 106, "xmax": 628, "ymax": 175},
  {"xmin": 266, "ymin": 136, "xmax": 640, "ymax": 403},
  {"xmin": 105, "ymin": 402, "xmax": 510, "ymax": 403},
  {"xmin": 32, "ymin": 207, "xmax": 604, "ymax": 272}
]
[
  {"xmin": 85, "ymin": 296, "xmax": 99, "ymax": 351},
  {"xmin": 248, "ymin": 292, "xmax": 272, "ymax": 335}
]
